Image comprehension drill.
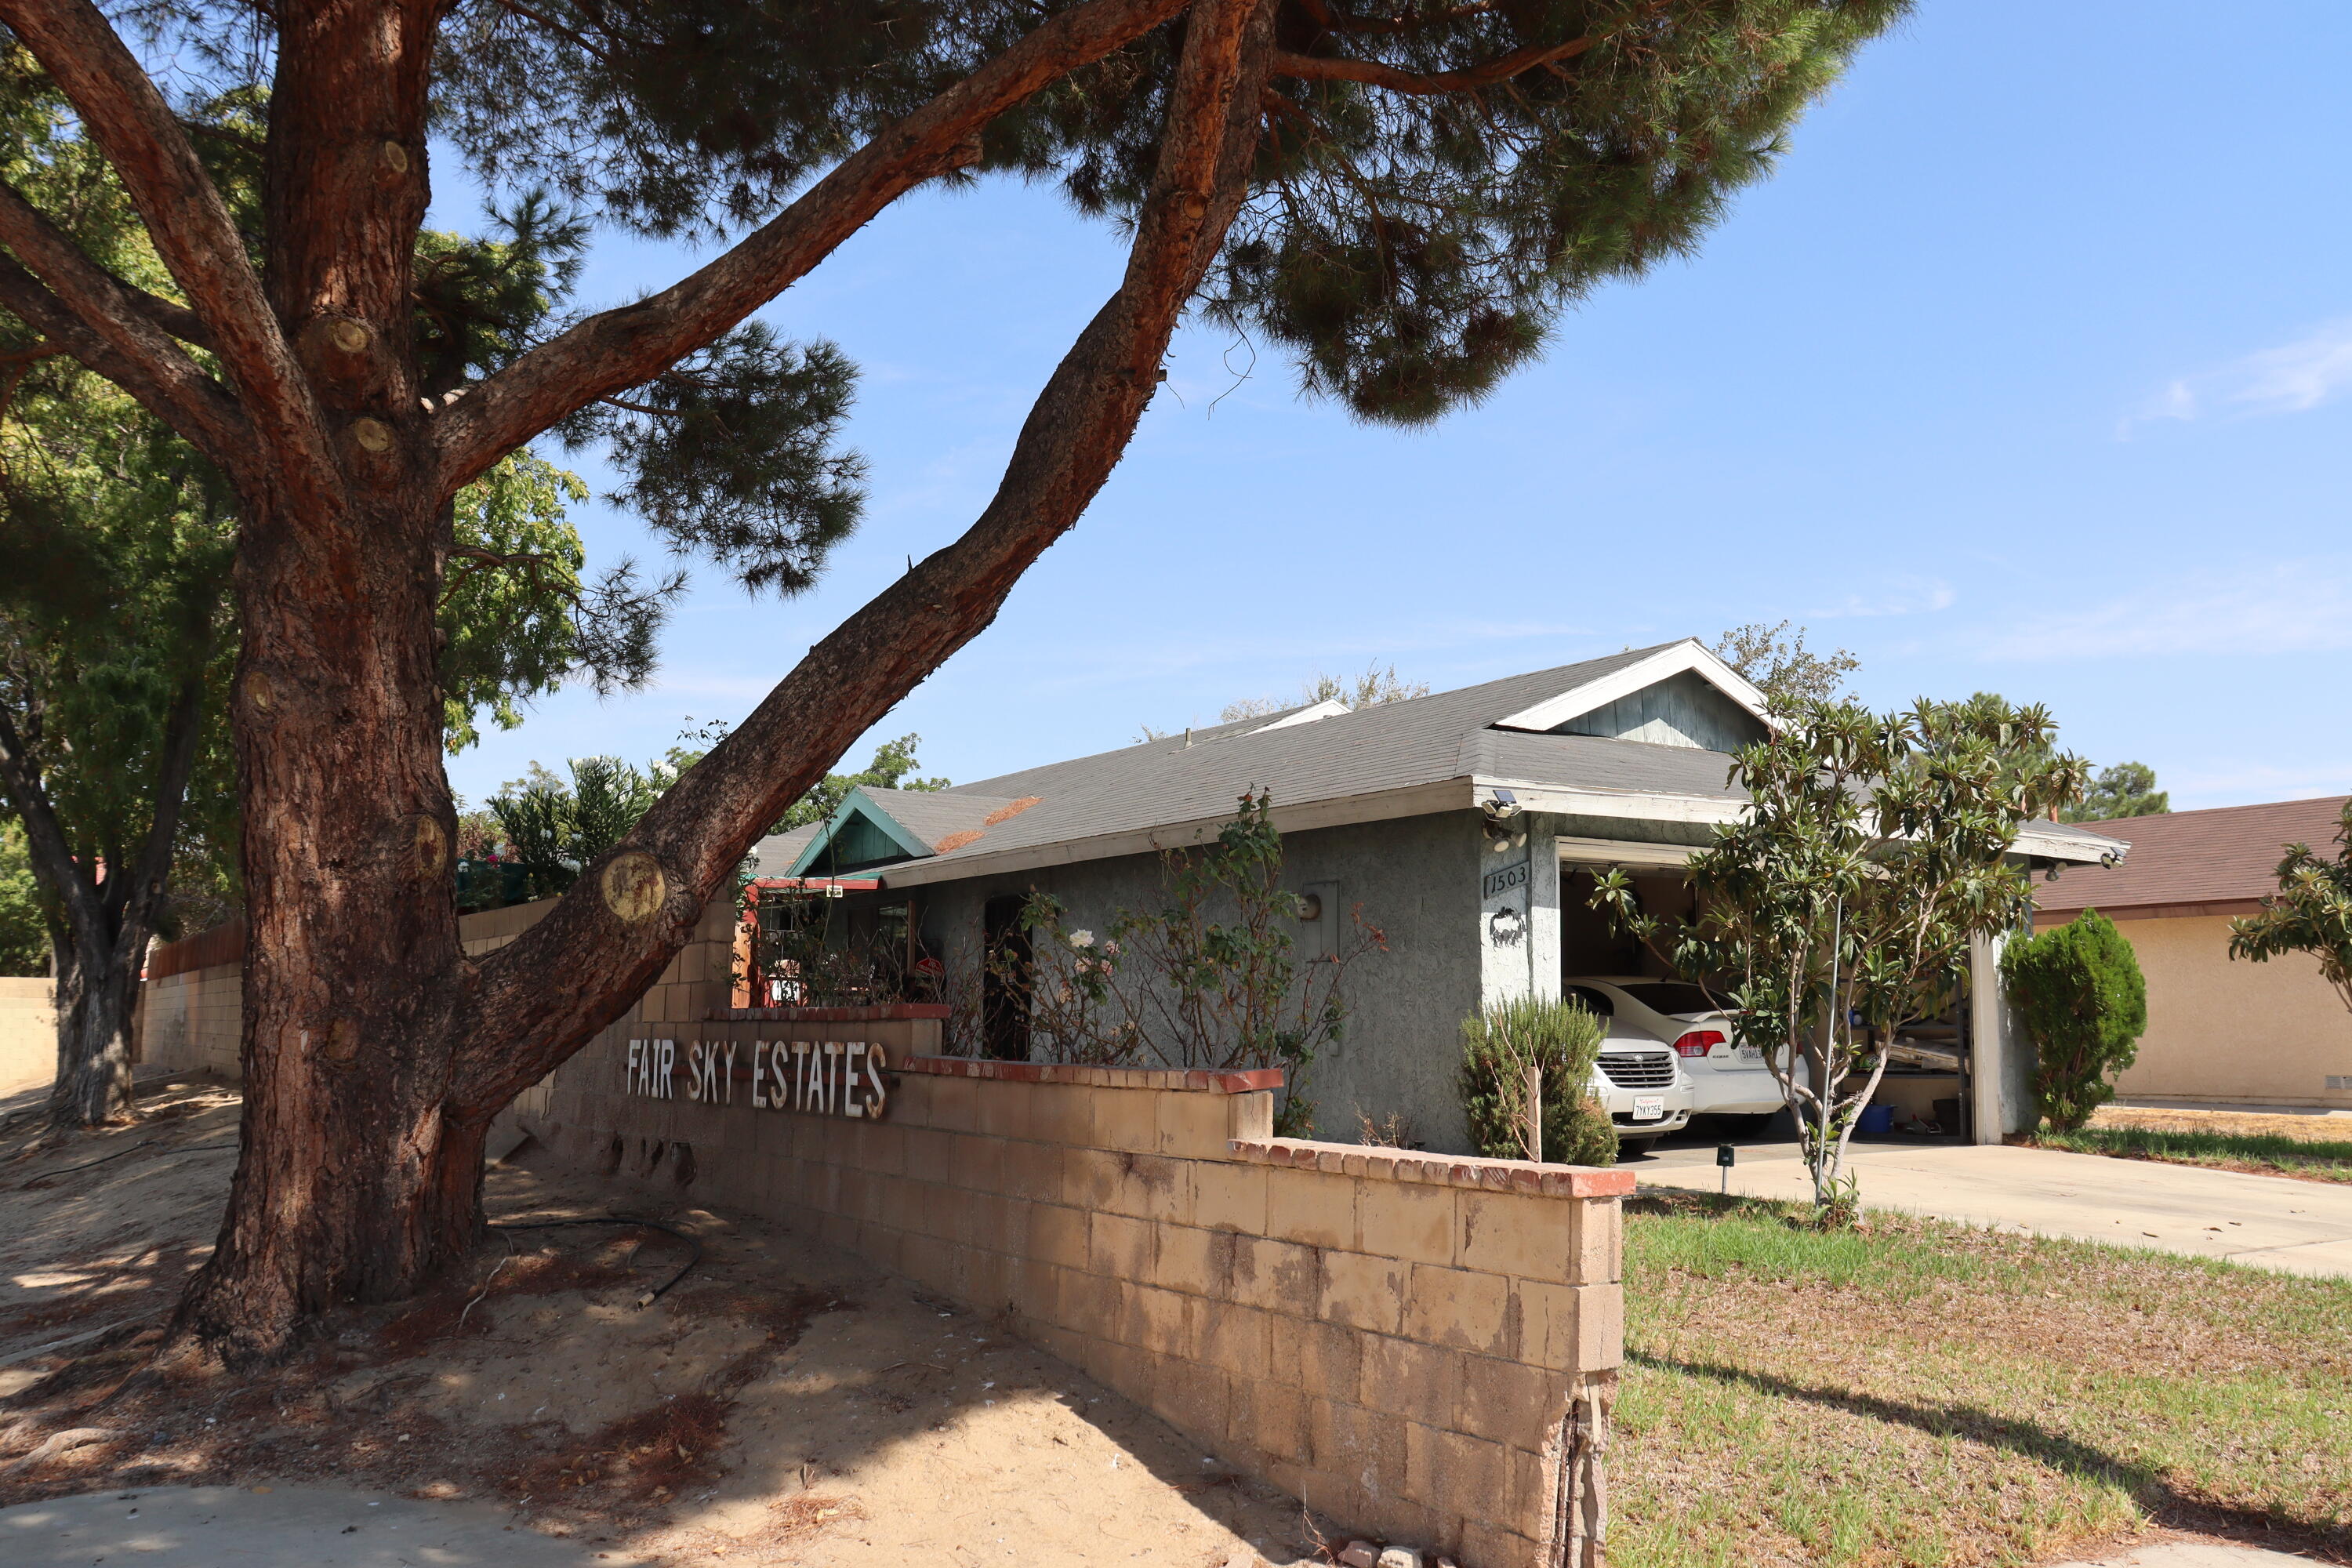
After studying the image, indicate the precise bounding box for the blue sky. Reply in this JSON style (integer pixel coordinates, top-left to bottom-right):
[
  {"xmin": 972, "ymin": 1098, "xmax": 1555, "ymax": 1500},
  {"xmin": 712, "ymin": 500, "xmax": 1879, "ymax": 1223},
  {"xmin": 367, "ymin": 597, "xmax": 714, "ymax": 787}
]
[{"xmin": 441, "ymin": 0, "xmax": 2352, "ymax": 811}]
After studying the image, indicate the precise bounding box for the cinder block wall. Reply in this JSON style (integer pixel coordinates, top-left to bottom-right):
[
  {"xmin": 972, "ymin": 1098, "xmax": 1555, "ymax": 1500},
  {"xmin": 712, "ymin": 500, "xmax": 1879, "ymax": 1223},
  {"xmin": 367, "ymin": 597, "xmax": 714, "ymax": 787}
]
[
  {"xmin": 518, "ymin": 902, "xmax": 1632, "ymax": 1568},
  {"xmin": 135, "ymin": 893, "xmax": 1631, "ymax": 1563},
  {"xmin": 136, "ymin": 964, "xmax": 243, "ymax": 1078},
  {"xmin": 137, "ymin": 895, "xmax": 605, "ymax": 1087}
]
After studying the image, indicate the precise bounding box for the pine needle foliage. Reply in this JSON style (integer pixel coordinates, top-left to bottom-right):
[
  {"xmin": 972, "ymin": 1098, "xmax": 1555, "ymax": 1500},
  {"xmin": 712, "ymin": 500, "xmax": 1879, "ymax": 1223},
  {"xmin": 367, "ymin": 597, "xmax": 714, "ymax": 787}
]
[{"xmin": 431, "ymin": 0, "xmax": 1910, "ymax": 426}]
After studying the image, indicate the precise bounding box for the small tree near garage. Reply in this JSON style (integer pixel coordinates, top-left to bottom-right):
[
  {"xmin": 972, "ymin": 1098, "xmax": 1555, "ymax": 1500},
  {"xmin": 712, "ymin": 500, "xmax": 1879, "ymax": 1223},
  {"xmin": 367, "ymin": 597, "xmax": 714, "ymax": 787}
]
[
  {"xmin": 1592, "ymin": 696, "xmax": 2085, "ymax": 1212},
  {"xmin": 2000, "ymin": 908, "xmax": 2147, "ymax": 1132}
]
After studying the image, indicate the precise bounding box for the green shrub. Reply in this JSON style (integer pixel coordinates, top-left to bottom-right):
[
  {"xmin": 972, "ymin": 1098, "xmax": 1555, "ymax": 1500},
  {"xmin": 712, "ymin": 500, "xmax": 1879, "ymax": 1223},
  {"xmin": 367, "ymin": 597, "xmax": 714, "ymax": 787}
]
[
  {"xmin": 1459, "ymin": 993, "xmax": 1617, "ymax": 1167},
  {"xmin": 2000, "ymin": 909, "xmax": 2148, "ymax": 1132}
]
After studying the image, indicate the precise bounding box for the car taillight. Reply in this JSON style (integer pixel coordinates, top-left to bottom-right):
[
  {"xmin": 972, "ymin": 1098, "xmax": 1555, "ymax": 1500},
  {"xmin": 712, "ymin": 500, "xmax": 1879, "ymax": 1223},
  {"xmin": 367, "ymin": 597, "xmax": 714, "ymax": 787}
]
[{"xmin": 1671, "ymin": 1029, "xmax": 1724, "ymax": 1058}]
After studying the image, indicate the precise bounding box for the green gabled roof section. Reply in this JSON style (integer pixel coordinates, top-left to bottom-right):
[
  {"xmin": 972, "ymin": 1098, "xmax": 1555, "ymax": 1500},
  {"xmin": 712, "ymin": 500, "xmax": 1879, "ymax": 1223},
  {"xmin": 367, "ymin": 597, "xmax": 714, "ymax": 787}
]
[{"xmin": 787, "ymin": 786, "xmax": 935, "ymax": 876}]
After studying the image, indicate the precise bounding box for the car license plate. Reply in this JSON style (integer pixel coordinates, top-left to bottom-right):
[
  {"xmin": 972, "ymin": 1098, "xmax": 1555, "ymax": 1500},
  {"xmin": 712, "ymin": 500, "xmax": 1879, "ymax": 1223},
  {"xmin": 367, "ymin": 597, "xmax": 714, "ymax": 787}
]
[
  {"xmin": 1737, "ymin": 1044, "xmax": 1763, "ymax": 1062},
  {"xmin": 1632, "ymin": 1096, "xmax": 1666, "ymax": 1122}
]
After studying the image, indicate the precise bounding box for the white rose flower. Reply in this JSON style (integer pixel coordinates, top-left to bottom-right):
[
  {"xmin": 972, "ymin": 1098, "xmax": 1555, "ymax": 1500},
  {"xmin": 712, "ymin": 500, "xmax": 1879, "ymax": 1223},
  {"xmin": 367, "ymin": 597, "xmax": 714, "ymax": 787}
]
[{"xmin": 1068, "ymin": 929, "xmax": 1095, "ymax": 949}]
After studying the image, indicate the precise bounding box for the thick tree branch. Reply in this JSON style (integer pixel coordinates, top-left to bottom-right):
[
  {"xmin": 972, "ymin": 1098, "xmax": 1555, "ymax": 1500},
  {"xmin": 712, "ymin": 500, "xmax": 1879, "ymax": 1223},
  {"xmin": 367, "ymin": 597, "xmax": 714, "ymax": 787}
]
[
  {"xmin": 432, "ymin": 0, "xmax": 1195, "ymax": 496},
  {"xmin": 1272, "ymin": 31, "xmax": 1598, "ymax": 94},
  {"xmin": 0, "ymin": 180, "xmax": 216, "ymax": 350},
  {"xmin": 0, "ymin": 252, "xmax": 253, "ymax": 468},
  {"xmin": 458, "ymin": 0, "xmax": 1277, "ymax": 1112},
  {"xmin": 0, "ymin": 0, "xmax": 336, "ymax": 500},
  {"xmin": 0, "ymin": 699, "xmax": 106, "ymax": 969}
]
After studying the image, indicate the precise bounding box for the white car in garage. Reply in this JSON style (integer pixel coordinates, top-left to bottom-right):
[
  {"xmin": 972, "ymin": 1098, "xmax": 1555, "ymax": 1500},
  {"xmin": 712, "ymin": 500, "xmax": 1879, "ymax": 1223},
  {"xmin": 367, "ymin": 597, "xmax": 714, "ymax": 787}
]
[
  {"xmin": 1562, "ymin": 980, "xmax": 1700, "ymax": 1154},
  {"xmin": 1566, "ymin": 977, "xmax": 1795, "ymax": 1135}
]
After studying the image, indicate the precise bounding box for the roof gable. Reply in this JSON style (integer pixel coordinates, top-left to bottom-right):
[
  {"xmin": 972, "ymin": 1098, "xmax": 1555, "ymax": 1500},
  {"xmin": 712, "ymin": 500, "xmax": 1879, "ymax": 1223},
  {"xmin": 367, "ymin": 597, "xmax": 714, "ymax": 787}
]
[
  {"xmin": 788, "ymin": 787, "xmax": 935, "ymax": 875},
  {"xmin": 1490, "ymin": 639, "xmax": 1769, "ymax": 749},
  {"xmin": 775, "ymin": 786, "xmax": 1047, "ymax": 877}
]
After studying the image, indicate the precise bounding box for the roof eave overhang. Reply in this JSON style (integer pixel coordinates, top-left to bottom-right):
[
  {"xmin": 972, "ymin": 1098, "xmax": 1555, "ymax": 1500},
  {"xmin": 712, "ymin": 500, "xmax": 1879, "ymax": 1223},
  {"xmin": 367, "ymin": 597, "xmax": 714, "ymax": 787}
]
[
  {"xmin": 875, "ymin": 779, "xmax": 1479, "ymax": 887},
  {"xmin": 876, "ymin": 776, "xmax": 1750, "ymax": 888},
  {"xmin": 2011, "ymin": 822, "xmax": 2130, "ymax": 867}
]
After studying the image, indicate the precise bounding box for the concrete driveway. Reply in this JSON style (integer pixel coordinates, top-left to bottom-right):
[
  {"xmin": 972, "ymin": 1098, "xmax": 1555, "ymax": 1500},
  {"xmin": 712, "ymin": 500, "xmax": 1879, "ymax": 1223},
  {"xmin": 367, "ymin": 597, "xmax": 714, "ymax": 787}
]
[{"xmin": 1637, "ymin": 1141, "xmax": 2352, "ymax": 1278}]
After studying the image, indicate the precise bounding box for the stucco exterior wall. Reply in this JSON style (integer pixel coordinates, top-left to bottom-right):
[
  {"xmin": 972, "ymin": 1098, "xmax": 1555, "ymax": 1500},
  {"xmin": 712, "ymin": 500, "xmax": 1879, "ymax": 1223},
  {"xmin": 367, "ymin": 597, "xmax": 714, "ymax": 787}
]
[
  {"xmin": 913, "ymin": 813, "xmax": 1490, "ymax": 1151},
  {"xmin": 2037, "ymin": 911, "xmax": 2352, "ymax": 1109},
  {"xmin": 0, "ymin": 976, "xmax": 56, "ymax": 1099}
]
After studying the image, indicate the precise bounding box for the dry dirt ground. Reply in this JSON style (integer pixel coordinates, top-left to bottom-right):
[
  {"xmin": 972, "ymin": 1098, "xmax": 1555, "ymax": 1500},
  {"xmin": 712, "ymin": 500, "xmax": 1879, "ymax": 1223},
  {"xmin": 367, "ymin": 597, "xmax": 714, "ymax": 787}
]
[
  {"xmin": 0, "ymin": 1074, "xmax": 1334, "ymax": 1566},
  {"xmin": 2091, "ymin": 1105, "xmax": 2352, "ymax": 1144}
]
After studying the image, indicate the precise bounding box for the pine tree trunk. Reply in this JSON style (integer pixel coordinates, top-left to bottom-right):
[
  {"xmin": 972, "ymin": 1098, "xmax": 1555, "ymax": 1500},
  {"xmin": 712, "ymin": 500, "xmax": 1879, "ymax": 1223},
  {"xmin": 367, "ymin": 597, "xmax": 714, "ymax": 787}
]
[
  {"xmin": 47, "ymin": 926, "xmax": 139, "ymax": 1127},
  {"xmin": 158, "ymin": 0, "xmax": 1269, "ymax": 1366},
  {"xmin": 170, "ymin": 482, "xmax": 485, "ymax": 1364}
]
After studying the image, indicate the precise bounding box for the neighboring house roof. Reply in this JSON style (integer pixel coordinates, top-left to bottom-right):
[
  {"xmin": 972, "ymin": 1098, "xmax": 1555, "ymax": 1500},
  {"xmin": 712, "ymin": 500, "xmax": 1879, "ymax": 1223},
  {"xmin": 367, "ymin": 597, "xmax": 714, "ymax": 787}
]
[
  {"xmin": 2037, "ymin": 795, "xmax": 2350, "ymax": 920},
  {"xmin": 780, "ymin": 787, "xmax": 1044, "ymax": 875},
  {"xmin": 754, "ymin": 637, "xmax": 2123, "ymax": 887}
]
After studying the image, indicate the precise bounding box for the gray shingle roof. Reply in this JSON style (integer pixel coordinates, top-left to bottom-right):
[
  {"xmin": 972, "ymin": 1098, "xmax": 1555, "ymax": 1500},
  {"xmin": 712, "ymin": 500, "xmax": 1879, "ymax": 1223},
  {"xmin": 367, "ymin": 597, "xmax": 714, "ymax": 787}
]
[{"xmin": 748, "ymin": 639, "xmax": 2121, "ymax": 879}]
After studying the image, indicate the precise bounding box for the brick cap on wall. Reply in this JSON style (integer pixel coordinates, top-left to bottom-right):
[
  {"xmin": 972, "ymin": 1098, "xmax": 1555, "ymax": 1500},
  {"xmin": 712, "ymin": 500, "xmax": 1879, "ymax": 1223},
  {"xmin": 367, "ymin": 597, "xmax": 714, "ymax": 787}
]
[
  {"xmin": 723, "ymin": 1004, "xmax": 953, "ymax": 1022},
  {"xmin": 896, "ymin": 1055, "xmax": 1284, "ymax": 1094},
  {"xmin": 1229, "ymin": 1137, "xmax": 1638, "ymax": 1197}
]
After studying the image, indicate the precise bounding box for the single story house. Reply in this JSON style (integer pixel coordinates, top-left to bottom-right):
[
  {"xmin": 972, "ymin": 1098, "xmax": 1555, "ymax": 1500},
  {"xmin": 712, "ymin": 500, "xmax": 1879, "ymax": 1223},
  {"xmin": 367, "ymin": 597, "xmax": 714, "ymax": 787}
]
[
  {"xmin": 756, "ymin": 638, "xmax": 2121, "ymax": 1152},
  {"xmin": 2034, "ymin": 795, "xmax": 2352, "ymax": 1110}
]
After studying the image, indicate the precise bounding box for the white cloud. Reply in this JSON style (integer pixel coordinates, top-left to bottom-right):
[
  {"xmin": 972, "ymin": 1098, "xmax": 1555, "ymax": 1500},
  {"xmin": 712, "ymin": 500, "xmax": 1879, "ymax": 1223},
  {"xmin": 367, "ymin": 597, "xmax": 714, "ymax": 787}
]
[
  {"xmin": 1808, "ymin": 577, "xmax": 1955, "ymax": 619},
  {"xmin": 1980, "ymin": 561, "xmax": 2352, "ymax": 660},
  {"xmin": 2123, "ymin": 317, "xmax": 2352, "ymax": 432},
  {"xmin": 2232, "ymin": 318, "xmax": 2352, "ymax": 415}
]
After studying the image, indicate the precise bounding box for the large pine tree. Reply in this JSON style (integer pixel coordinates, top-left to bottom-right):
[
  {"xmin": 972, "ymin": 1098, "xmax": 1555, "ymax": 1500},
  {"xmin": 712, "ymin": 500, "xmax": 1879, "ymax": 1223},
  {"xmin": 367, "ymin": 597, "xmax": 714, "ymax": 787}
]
[{"xmin": 0, "ymin": 0, "xmax": 1905, "ymax": 1361}]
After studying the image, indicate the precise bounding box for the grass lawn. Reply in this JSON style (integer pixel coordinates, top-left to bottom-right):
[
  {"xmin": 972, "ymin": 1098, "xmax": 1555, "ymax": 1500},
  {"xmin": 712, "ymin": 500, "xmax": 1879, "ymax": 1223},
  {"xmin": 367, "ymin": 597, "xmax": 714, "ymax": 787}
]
[
  {"xmin": 2026, "ymin": 1123, "xmax": 2352, "ymax": 1185},
  {"xmin": 1613, "ymin": 1190, "xmax": 2352, "ymax": 1567}
]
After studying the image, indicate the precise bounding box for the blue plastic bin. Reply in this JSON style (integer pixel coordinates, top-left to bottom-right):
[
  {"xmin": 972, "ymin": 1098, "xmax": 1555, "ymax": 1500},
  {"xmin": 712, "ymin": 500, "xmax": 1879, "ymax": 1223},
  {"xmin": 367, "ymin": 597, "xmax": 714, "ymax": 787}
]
[{"xmin": 1856, "ymin": 1104, "xmax": 1896, "ymax": 1136}]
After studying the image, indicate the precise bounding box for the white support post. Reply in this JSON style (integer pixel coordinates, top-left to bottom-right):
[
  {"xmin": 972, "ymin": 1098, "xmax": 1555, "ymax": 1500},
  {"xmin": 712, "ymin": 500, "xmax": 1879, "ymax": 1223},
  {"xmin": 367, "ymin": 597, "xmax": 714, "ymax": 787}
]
[{"xmin": 1967, "ymin": 929, "xmax": 2031, "ymax": 1142}]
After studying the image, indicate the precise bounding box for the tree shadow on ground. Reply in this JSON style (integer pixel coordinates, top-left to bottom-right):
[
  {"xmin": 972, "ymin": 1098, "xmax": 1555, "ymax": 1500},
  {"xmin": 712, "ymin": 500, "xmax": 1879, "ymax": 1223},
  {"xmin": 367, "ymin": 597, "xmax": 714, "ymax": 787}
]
[
  {"xmin": 1629, "ymin": 1348, "xmax": 2352, "ymax": 1564},
  {"xmin": 0, "ymin": 1094, "xmax": 1330, "ymax": 1566}
]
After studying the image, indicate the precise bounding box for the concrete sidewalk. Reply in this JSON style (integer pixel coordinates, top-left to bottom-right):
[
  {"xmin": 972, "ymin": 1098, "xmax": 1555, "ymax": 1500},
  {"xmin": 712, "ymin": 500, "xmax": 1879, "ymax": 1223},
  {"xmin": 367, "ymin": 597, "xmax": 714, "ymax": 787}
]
[
  {"xmin": 1638, "ymin": 1142, "xmax": 2352, "ymax": 1277},
  {"xmin": 0, "ymin": 1485, "xmax": 655, "ymax": 1565},
  {"xmin": 2056, "ymin": 1548, "xmax": 2321, "ymax": 1568},
  {"xmin": 2, "ymin": 1488, "xmax": 2323, "ymax": 1566}
]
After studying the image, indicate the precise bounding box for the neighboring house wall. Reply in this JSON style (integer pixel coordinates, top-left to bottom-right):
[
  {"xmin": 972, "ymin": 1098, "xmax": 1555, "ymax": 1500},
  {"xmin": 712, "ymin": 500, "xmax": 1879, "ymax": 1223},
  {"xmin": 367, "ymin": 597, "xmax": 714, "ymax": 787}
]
[
  {"xmin": 0, "ymin": 977, "xmax": 56, "ymax": 1099},
  {"xmin": 913, "ymin": 813, "xmax": 1489, "ymax": 1151},
  {"xmin": 2036, "ymin": 909, "xmax": 2352, "ymax": 1109}
]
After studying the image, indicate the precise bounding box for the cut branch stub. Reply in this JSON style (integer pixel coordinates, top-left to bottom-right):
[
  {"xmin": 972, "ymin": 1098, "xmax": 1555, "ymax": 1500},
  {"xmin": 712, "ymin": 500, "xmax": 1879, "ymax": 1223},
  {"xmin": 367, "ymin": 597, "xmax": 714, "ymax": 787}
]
[
  {"xmin": 408, "ymin": 815, "xmax": 448, "ymax": 879},
  {"xmin": 600, "ymin": 851, "xmax": 667, "ymax": 924}
]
